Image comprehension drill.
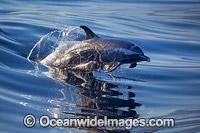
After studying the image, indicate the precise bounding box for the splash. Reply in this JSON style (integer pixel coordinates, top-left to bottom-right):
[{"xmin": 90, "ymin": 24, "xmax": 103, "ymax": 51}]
[{"xmin": 27, "ymin": 26, "xmax": 84, "ymax": 70}]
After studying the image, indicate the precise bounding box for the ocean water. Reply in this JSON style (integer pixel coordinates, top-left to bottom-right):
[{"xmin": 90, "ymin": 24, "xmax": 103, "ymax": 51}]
[{"xmin": 1, "ymin": 0, "xmax": 200, "ymax": 132}]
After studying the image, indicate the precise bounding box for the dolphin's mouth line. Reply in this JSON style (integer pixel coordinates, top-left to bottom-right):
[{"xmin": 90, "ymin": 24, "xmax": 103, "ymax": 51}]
[
  {"xmin": 138, "ymin": 55, "xmax": 150, "ymax": 62},
  {"xmin": 121, "ymin": 54, "xmax": 150, "ymax": 63}
]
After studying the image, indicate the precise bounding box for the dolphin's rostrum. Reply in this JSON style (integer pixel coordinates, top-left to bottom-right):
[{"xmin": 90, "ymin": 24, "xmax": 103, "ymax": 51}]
[{"xmin": 53, "ymin": 25, "xmax": 150, "ymax": 72}]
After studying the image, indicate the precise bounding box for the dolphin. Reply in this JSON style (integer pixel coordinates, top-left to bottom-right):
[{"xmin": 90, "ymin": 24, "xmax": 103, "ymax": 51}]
[{"xmin": 53, "ymin": 25, "xmax": 150, "ymax": 72}]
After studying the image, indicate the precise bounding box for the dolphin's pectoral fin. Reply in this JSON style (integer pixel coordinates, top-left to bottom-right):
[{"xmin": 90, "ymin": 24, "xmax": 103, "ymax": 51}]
[
  {"xmin": 104, "ymin": 62, "xmax": 122, "ymax": 73},
  {"xmin": 129, "ymin": 63, "xmax": 137, "ymax": 68},
  {"xmin": 80, "ymin": 25, "xmax": 99, "ymax": 40}
]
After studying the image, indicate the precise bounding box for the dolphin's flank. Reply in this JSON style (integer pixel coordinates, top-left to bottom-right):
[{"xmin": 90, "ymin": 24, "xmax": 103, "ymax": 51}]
[{"xmin": 53, "ymin": 25, "xmax": 150, "ymax": 72}]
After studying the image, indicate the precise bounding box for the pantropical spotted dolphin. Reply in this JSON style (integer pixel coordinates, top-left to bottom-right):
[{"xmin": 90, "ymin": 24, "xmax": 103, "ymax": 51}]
[{"xmin": 53, "ymin": 26, "xmax": 150, "ymax": 72}]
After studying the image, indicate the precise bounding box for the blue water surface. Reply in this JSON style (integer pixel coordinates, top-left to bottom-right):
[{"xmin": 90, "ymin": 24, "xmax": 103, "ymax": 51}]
[{"xmin": 1, "ymin": 0, "xmax": 200, "ymax": 132}]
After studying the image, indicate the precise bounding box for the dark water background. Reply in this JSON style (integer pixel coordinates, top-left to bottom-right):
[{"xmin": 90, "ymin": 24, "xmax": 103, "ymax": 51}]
[{"xmin": 1, "ymin": 0, "xmax": 200, "ymax": 132}]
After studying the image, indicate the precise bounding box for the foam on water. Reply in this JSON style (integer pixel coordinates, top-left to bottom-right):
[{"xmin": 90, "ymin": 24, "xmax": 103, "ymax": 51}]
[{"xmin": 27, "ymin": 26, "xmax": 83, "ymax": 67}]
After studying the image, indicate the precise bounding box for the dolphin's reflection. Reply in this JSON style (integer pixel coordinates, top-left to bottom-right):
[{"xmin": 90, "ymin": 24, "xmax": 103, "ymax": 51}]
[{"xmin": 45, "ymin": 68, "xmax": 141, "ymax": 131}]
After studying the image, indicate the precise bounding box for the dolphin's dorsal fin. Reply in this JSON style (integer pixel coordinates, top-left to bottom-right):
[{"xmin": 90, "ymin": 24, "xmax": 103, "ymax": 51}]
[{"xmin": 80, "ymin": 25, "xmax": 99, "ymax": 40}]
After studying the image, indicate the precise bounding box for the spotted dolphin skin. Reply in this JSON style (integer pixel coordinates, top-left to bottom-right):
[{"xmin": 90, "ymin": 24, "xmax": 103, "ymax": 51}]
[{"xmin": 53, "ymin": 26, "xmax": 150, "ymax": 72}]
